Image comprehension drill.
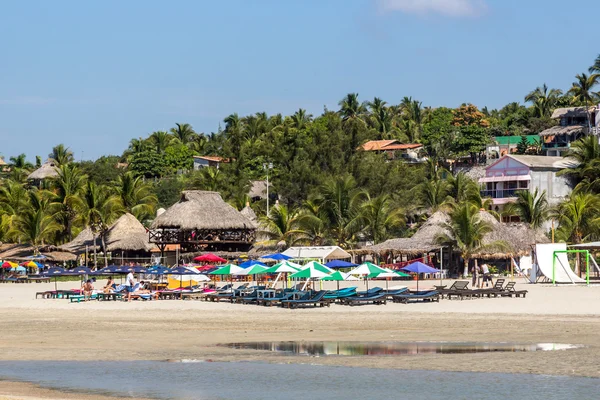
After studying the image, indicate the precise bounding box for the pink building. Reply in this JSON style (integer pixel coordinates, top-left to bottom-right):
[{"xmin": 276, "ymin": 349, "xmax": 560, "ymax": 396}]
[{"xmin": 479, "ymin": 155, "xmax": 576, "ymax": 212}]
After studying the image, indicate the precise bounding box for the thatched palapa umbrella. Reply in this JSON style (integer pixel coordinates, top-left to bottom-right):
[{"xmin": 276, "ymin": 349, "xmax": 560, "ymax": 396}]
[{"xmin": 104, "ymin": 213, "xmax": 153, "ymax": 264}]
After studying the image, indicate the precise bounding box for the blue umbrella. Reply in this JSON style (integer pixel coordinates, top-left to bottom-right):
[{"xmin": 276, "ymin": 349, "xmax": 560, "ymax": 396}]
[
  {"xmin": 325, "ymin": 260, "xmax": 358, "ymax": 268},
  {"xmin": 148, "ymin": 265, "xmax": 171, "ymax": 275},
  {"xmin": 239, "ymin": 260, "xmax": 267, "ymax": 268},
  {"xmin": 401, "ymin": 262, "xmax": 440, "ymax": 292},
  {"xmin": 261, "ymin": 253, "xmax": 292, "ymax": 261},
  {"xmin": 70, "ymin": 266, "xmax": 93, "ymax": 275},
  {"xmin": 43, "ymin": 267, "xmax": 67, "ymax": 290},
  {"xmin": 129, "ymin": 265, "xmax": 148, "ymax": 273}
]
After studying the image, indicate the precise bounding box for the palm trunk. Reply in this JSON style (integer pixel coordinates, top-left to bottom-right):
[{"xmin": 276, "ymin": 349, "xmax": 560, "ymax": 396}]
[
  {"xmin": 101, "ymin": 232, "xmax": 108, "ymax": 267},
  {"xmin": 463, "ymin": 258, "xmax": 469, "ymax": 278}
]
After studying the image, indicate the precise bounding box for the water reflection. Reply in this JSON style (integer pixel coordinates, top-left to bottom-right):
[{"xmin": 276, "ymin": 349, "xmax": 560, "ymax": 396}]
[{"xmin": 222, "ymin": 341, "xmax": 580, "ymax": 356}]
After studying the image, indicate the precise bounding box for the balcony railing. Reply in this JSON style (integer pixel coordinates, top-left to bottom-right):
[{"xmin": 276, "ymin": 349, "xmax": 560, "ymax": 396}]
[{"xmin": 480, "ymin": 189, "xmax": 520, "ymax": 199}]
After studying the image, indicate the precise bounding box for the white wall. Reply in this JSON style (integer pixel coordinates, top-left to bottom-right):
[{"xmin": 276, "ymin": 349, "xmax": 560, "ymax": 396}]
[{"xmin": 530, "ymin": 170, "xmax": 572, "ymax": 206}]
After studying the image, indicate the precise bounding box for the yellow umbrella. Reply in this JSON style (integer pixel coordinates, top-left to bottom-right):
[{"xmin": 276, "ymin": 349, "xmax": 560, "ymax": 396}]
[
  {"xmin": 1, "ymin": 261, "xmax": 18, "ymax": 269},
  {"xmin": 22, "ymin": 261, "xmax": 40, "ymax": 268}
]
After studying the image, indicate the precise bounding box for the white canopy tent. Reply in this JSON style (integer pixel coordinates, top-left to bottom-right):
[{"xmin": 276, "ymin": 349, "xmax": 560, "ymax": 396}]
[{"xmin": 281, "ymin": 246, "xmax": 351, "ymax": 263}]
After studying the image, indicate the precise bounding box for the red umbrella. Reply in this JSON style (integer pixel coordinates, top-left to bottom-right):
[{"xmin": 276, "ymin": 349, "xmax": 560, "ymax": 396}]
[
  {"xmin": 194, "ymin": 253, "xmax": 227, "ymax": 263},
  {"xmin": 196, "ymin": 265, "xmax": 215, "ymax": 272}
]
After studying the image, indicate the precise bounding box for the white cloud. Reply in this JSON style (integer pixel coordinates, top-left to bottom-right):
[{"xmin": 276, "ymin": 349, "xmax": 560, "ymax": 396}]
[{"xmin": 377, "ymin": 0, "xmax": 487, "ymax": 17}]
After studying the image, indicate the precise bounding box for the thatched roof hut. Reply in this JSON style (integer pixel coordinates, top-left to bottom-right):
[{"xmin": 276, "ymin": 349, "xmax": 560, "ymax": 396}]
[
  {"xmin": 149, "ymin": 191, "xmax": 257, "ymax": 252},
  {"xmin": 27, "ymin": 160, "xmax": 59, "ymax": 181},
  {"xmin": 366, "ymin": 211, "xmax": 450, "ymax": 256},
  {"xmin": 151, "ymin": 191, "xmax": 257, "ymax": 230},
  {"xmin": 59, "ymin": 227, "xmax": 99, "ymax": 254},
  {"xmin": 0, "ymin": 243, "xmax": 77, "ymax": 262},
  {"xmin": 105, "ymin": 213, "xmax": 153, "ymax": 253},
  {"xmin": 240, "ymin": 203, "xmax": 258, "ymax": 223},
  {"xmin": 362, "ymin": 210, "xmax": 549, "ymax": 260}
]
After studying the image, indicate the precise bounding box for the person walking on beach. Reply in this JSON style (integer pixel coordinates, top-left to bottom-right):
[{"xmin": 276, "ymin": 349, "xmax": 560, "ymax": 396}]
[{"xmin": 125, "ymin": 269, "xmax": 135, "ymax": 302}]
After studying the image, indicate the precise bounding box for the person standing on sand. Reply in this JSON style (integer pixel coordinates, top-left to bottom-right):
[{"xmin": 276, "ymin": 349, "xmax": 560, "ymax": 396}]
[
  {"xmin": 481, "ymin": 263, "xmax": 492, "ymax": 288},
  {"xmin": 125, "ymin": 269, "xmax": 135, "ymax": 302}
]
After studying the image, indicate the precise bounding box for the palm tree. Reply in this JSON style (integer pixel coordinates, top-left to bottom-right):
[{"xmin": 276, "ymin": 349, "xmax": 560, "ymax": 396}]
[
  {"xmin": 435, "ymin": 203, "xmax": 496, "ymax": 277},
  {"xmin": 367, "ymin": 98, "xmax": 394, "ymax": 139},
  {"xmin": 149, "ymin": 131, "xmax": 172, "ymax": 153},
  {"xmin": 82, "ymin": 181, "xmax": 123, "ymax": 267},
  {"xmin": 115, "ymin": 173, "xmax": 157, "ymax": 221},
  {"xmin": 51, "ymin": 164, "xmax": 86, "ymax": 242},
  {"xmin": 258, "ymin": 204, "xmax": 305, "ymax": 247},
  {"xmin": 505, "ymin": 188, "xmax": 549, "ymax": 229},
  {"xmin": 49, "ymin": 144, "xmax": 74, "ymax": 166},
  {"xmin": 418, "ymin": 179, "xmax": 450, "ymax": 213},
  {"xmin": 567, "ymin": 73, "xmax": 599, "ymax": 129},
  {"xmin": 446, "ymin": 172, "xmax": 477, "ymax": 204},
  {"xmin": 553, "ymin": 193, "xmax": 600, "ymax": 244},
  {"xmin": 189, "ymin": 167, "xmax": 222, "ymax": 192},
  {"xmin": 10, "ymin": 190, "xmax": 61, "ymax": 253},
  {"xmin": 561, "ymin": 136, "xmax": 600, "ymax": 192},
  {"xmin": 170, "ymin": 123, "xmax": 196, "ymax": 144},
  {"xmin": 589, "ymin": 54, "xmax": 600, "ymax": 75},
  {"xmin": 9, "ymin": 154, "xmax": 33, "ymax": 170},
  {"xmin": 297, "ymin": 200, "xmax": 329, "ymax": 246},
  {"xmin": 290, "ymin": 109, "xmax": 312, "ymax": 130},
  {"xmin": 524, "ymin": 84, "xmax": 563, "ymax": 118},
  {"xmin": 361, "ymin": 194, "xmax": 405, "ymax": 244},
  {"xmin": 0, "ymin": 179, "xmax": 28, "ymax": 234},
  {"xmin": 314, "ymin": 175, "xmax": 366, "ymax": 248},
  {"xmin": 338, "ymin": 93, "xmax": 366, "ymax": 121}
]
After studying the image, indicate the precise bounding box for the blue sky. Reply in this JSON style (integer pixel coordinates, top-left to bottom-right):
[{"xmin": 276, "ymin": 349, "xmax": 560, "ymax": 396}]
[{"xmin": 1, "ymin": 0, "xmax": 598, "ymax": 161}]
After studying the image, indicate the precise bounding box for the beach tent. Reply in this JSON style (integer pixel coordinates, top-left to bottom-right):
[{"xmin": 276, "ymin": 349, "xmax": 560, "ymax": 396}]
[{"xmin": 281, "ymin": 246, "xmax": 351, "ymax": 263}]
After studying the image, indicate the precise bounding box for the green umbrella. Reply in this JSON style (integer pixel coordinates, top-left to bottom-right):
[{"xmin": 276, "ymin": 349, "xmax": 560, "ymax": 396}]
[
  {"xmin": 209, "ymin": 263, "xmax": 243, "ymax": 288},
  {"xmin": 232, "ymin": 265, "xmax": 268, "ymax": 286},
  {"xmin": 263, "ymin": 261, "xmax": 302, "ymax": 288},
  {"xmin": 321, "ymin": 270, "xmax": 349, "ymax": 291},
  {"xmin": 210, "ymin": 264, "xmax": 243, "ymax": 275},
  {"xmin": 369, "ymin": 268, "xmax": 410, "ymax": 290},
  {"xmin": 348, "ymin": 262, "xmax": 388, "ymax": 291},
  {"xmin": 302, "ymin": 260, "xmax": 334, "ymax": 274},
  {"xmin": 290, "ymin": 265, "xmax": 331, "ymax": 290}
]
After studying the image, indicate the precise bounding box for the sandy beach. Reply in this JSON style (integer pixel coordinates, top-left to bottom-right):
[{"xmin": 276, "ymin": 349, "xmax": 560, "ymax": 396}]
[{"xmin": 1, "ymin": 279, "xmax": 600, "ymax": 398}]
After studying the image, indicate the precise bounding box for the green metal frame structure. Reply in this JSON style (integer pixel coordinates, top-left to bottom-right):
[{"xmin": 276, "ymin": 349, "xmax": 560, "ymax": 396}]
[{"xmin": 552, "ymin": 250, "xmax": 590, "ymax": 286}]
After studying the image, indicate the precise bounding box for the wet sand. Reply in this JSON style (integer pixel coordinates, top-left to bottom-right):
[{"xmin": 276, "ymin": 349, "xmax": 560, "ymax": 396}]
[{"xmin": 1, "ymin": 280, "xmax": 600, "ymax": 398}]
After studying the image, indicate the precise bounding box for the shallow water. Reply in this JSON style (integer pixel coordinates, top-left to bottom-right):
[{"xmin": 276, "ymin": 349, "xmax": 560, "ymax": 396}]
[
  {"xmin": 0, "ymin": 361, "xmax": 598, "ymax": 400},
  {"xmin": 220, "ymin": 341, "xmax": 580, "ymax": 356}
]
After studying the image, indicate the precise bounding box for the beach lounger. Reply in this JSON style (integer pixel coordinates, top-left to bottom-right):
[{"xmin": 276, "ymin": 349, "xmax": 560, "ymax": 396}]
[
  {"xmin": 496, "ymin": 281, "xmax": 528, "ymax": 298},
  {"xmin": 70, "ymin": 293, "xmax": 98, "ymax": 303},
  {"xmin": 472, "ymin": 279, "xmax": 505, "ymax": 298},
  {"xmin": 356, "ymin": 287, "xmax": 383, "ymax": 297},
  {"xmin": 437, "ymin": 281, "xmax": 469, "ymax": 299},
  {"xmin": 36, "ymin": 291, "xmax": 56, "ymax": 299},
  {"xmin": 383, "ymin": 288, "xmax": 409, "ymax": 299},
  {"xmin": 392, "ymin": 290, "xmax": 440, "ymax": 304},
  {"xmin": 258, "ymin": 292, "xmax": 295, "ymax": 307},
  {"xmin": 280, "ymin": 291, "xmax": 330, "ymax": 309},
  {"xmin": 324, "ymin": 287, "xmax": 357, "ymax": 301},
  {"xmin": 341, "ymin": 293, "xmax": 387, "ymax": 306},
  {"xmin": 96, "ymin": 292, "xmax": 125, "ymax": 301}
]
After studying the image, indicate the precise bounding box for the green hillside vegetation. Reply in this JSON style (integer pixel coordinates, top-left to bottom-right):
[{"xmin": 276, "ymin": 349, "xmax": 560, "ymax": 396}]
[{"xmin": 3, "ymin": 56, "xmax": 600, "ymax": 250}]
